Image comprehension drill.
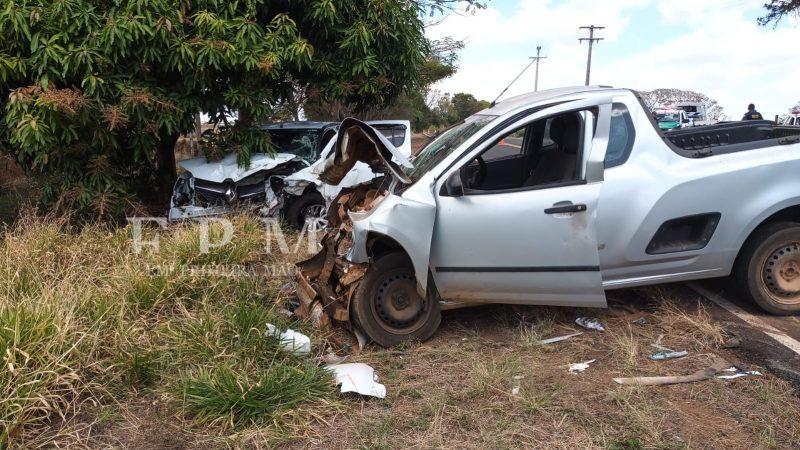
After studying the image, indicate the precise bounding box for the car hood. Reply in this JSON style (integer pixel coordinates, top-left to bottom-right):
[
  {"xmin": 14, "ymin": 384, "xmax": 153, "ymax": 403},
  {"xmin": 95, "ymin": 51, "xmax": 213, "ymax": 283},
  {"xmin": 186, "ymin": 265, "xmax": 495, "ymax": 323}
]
[
  {"xmin": 317, "ymin": 118, "xmax": 412, "ymax": 185},
  {"xmin": 178, "ymin": 152, "xmax": 302, "ymax": 183}
]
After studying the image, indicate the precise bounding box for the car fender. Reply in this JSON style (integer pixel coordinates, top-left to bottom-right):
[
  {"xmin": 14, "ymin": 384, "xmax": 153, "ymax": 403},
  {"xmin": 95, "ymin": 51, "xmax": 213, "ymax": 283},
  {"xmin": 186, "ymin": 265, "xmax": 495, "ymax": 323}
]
[{"xmin": 347, "ymin": 188, "xmax": 436, "ymax": 297}]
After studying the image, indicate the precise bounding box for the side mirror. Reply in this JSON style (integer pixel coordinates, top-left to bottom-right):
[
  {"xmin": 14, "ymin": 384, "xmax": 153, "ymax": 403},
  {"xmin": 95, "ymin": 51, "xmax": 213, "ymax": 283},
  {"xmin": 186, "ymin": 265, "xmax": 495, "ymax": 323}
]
[{"xmin": 442, "ymin": 170, "xmax": 464, "ymax": 197}]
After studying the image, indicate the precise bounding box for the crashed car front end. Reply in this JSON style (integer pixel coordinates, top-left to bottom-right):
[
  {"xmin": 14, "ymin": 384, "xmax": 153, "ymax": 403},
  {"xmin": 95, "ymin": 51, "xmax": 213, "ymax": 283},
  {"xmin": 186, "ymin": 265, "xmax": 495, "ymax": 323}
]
[
  {"xmin": 294, "ymin": 118, "xmax": 437, "ymax": 331},
  {"xmin": 168, "ymin": 153, "xmax": 307, "ymax": 222}
]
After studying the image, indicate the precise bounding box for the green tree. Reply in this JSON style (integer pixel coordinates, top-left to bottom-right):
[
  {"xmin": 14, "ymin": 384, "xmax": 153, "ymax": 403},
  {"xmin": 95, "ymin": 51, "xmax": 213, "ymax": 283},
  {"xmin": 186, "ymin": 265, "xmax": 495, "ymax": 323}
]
[
  {"xmin": 0, "ymin": 0, "xmax": 428, "ymax": 216},
  {"xmin": 449, "ymin": 92, "xmax": 490, "ymax": 122}
]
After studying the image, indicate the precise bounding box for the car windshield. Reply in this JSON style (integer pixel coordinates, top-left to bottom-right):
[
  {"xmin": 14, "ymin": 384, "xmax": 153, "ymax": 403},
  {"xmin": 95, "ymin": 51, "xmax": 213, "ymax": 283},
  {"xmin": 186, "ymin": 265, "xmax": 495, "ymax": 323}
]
[
  {"xmin": 267, "ymin": 129, "xmax": 320, "ymax": 160},
  {"xmin": 656, "ymin": 113, "xmax": 680, "ymax": 122},
  {"xmin": 405, "ymin": 116, "xmax": 496, "ymax": 183}
]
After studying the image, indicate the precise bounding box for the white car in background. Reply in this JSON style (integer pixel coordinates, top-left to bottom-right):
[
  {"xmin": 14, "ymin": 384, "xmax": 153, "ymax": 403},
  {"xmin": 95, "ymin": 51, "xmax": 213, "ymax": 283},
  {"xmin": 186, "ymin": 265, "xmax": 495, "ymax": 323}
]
[{"xmin": 168, "ymin": 120, "xmax": 411, "ymax": 227}]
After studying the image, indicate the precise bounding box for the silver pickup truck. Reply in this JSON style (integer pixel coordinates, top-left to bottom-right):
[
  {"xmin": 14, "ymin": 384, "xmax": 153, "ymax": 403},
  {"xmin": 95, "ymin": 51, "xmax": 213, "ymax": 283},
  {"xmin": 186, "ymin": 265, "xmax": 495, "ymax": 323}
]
[{"xmin": 297, "ymin": 87, "xmax": 800, "ymax": 347}]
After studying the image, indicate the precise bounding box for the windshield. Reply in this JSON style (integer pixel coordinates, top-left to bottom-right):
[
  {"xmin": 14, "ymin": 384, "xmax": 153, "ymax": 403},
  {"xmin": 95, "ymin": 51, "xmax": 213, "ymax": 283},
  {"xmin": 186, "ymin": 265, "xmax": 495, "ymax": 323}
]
[
  {"xmin": 405, "ymin": 116, "xmax": 496, "ymax": 183},
  {"xmin": 267, "ymin": 129, "xmax": 320, "ymax": 160},
  {"xmin": 656, "ymin": 113, "xmax": 680, "ymax": 122}
]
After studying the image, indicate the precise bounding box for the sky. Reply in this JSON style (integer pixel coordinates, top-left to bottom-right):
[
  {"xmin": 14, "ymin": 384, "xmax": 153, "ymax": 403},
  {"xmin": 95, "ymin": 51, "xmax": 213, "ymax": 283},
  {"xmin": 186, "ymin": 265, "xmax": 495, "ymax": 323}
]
[{"xmin": 426, "ymin": 0, "xmax": 800, "ymax": 119}]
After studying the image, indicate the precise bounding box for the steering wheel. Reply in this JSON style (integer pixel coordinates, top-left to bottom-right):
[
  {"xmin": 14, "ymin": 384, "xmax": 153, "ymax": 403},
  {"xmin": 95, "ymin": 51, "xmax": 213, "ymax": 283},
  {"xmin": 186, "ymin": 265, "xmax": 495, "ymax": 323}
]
[{"xmin": 468, "ymin": 155, "xmax": 487, "ymax": 187}]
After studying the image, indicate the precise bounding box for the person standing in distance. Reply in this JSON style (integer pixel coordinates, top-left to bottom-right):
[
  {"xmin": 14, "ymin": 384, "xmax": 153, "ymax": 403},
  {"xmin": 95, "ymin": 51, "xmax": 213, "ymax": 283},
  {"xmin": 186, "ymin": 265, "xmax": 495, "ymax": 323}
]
[{"xmin": 742, "ymin": 103, "xmax": 763, "ymax": 120}]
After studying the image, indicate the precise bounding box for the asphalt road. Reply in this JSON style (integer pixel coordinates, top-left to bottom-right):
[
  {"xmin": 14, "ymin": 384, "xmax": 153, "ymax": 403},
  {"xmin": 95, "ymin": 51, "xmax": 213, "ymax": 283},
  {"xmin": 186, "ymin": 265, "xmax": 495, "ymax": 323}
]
[{"xmin": 688, "ymin": 279, "xmax": 800, "ymax": 389}]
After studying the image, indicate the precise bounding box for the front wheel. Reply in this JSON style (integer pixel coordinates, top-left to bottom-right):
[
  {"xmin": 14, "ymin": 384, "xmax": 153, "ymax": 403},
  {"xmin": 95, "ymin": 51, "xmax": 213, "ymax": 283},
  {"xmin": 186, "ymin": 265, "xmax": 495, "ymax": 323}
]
[
  {"xmin": 350, "ymin": 251, "xmax": 441, "ymax": 347},
  {"xmin": 736, "ymin": 221, "xmax": 800, "ymax": 315},
  {"xmin": 286, "ymin": 192, "xmax": 326, "ymax": 230}
]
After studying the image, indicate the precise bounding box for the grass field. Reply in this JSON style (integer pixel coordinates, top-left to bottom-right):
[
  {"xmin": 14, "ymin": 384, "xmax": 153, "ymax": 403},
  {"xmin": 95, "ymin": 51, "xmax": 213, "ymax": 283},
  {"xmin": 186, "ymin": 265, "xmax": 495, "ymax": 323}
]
[
  {"xmin": 2, "ymin": 213, "xmax": 800, "ymax": 449},
  {"xmin": 0, "ymin": 214, "xmax": 334, "ymax": 447}
]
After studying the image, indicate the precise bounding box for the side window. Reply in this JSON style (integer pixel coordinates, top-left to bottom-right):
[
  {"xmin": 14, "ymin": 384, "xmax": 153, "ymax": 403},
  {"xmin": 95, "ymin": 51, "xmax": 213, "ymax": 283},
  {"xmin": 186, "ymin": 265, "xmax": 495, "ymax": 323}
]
[
  {"xmin": 463, "ymin": 111, "xmax": 585, "ymax": 192},
  {"xmin": 480, "ymin": 127, "xmax": 526, "ymax": 161},
  {"xmin": 374, "ymin": 124, "xmax": 407, "ymax": 147},
  {"xmin": 604, "ymin": 103, "xmax": 635, "ymax": 168}
]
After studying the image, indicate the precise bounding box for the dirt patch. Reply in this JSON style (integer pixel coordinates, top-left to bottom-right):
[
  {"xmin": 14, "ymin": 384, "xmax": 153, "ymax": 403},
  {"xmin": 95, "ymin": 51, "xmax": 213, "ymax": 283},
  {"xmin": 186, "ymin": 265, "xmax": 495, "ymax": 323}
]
[{"xmin": 289, "ymin": 286, "xmax": 800, "ymax": 449}]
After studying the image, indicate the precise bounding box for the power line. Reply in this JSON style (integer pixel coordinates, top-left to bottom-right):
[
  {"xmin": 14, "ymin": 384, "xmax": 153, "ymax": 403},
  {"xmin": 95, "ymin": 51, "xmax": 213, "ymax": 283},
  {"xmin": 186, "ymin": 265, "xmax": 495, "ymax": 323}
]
[
  {"xmin": 578, "ymin": 25, "xmax": 604, "ymax": 86},
  {"xmin": 530, "ymin": 46, "xmax": 547, "ymax": 92}
]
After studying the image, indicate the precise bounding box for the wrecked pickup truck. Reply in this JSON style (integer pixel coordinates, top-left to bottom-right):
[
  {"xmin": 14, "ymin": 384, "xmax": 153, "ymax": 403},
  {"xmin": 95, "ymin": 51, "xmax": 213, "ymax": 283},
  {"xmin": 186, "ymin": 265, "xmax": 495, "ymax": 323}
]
[
  {"xmin": 297, "ymin": 86, "xmax": 800, "ymax": 347},
  {"xmin": 169, "ymin": 120, "xmax": 411, "ymax": 227}
]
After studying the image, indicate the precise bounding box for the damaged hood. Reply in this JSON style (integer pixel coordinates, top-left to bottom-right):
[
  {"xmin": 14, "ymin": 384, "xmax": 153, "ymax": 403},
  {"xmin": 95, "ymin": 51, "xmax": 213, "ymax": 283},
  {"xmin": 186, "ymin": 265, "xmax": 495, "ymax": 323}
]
[
  {"xmin": 179, "ymin": 152, "xmax": 303, "ymax": 183},
  {"xmin": 317, "ymin": 118, "xmax": 412, "ymax": 185}
]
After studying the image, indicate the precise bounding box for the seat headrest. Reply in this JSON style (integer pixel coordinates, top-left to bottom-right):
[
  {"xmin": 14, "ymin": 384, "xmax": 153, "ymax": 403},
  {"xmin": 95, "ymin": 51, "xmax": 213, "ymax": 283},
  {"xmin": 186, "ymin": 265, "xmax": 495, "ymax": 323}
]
[{"xmin": 549, "ymin": 114, "xmax": 581, "ymax": 155}]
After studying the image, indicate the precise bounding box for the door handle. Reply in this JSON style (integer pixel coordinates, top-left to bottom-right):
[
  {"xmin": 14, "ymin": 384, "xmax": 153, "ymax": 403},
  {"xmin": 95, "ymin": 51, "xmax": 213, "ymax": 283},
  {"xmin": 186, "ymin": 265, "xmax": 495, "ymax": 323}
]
[{"xmin": 544, "ymin": 203, "xmax": 587, "ymax": 214}]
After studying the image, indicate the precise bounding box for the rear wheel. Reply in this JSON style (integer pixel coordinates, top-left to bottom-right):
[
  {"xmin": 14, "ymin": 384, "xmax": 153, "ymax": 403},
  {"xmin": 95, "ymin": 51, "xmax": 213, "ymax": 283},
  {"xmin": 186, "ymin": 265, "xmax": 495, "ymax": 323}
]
[
  {"xmin": 286, "ymin": 192, "xmax": 325, "ymax": 230},
  {"xmin": 350, "ymin": 251, "xmax": 441, "ymax": 347},
  {"xmin": 735, "ymin": 221, "xmax": 800, "ymax": 315}
]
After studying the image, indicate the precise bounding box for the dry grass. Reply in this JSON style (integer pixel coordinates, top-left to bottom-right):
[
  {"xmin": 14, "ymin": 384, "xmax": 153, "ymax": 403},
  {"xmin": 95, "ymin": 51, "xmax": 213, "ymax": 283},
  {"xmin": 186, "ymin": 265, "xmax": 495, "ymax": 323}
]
[{"xmin": 297, "ymin": 289, "xmax": 800, "ymax": 449}]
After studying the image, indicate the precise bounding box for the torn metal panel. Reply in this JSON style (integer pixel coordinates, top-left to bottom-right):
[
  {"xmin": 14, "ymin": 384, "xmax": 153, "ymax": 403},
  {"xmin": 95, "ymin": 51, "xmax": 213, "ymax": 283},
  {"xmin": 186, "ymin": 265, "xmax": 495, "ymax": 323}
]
[{"xmin": 317, "ymin": 117, "xmax": 412, "ymax": 186}]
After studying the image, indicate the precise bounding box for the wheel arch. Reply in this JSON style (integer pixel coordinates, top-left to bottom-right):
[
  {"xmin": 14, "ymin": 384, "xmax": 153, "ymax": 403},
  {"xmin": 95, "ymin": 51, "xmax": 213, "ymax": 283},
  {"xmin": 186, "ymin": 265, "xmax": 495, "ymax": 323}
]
[{"xmin": 733, "ymin": 203, "xmax": 800, "ymax": 272}]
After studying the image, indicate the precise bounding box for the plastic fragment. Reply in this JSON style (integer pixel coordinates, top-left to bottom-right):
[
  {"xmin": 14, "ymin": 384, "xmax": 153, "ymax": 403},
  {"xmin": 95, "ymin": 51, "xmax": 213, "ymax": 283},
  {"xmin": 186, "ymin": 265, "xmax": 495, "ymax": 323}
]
[
  {"xmin": 575, "ymin": 317, "xmax": 605, "ymax": 332},
  {"xmin": 265, "ymin": 323, "xmax": 311, "ymax": 355},
  {"xmin": 539, "ymin": 331, "xmax": 583, "ymax": 345},
  {"xmin": 633, "ymin": 317, "xmax": 647, "ymax": 325},
  {"xmin": 326, "ymin": 363, "xmax": 387, "ymax": 398},
  {"xmin": 569, "ymin": 359, "xmax": 596, "ymax": 374},
  {"xmin": 717, "ymin": 367, "xmax": 762, "ymax": 380},
  {"xmin": 649, "ymin": 350, "xmax": 688, "ymax": 361}
]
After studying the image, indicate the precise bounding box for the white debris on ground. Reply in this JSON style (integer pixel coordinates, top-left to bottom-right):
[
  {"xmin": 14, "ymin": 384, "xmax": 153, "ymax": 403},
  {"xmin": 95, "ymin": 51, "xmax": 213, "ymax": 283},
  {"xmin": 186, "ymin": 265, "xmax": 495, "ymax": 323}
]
[
  {"xmin": 575, "ymin": 317, "xmax": 605, "ymax": 332},
  {"xmin": 717, "ymin": 367, "xmax": 763, "ymax": 380},
  {"xmin": 326, "ymin": 363, "xmax": 387, "ymax": 398},
  {"xmin": 649, "ymin": 350, "xmax": 689, "ymax": 361},
  {"xmin": 265, "ymin": 323, "xmax": 312, "ymax": 355},
  {"xmin": 538, "ymin": 331, "xmax": 582, "ymax": 345},
  {"xmin": 568, "ymin": 359, "xmax": 596, "ymax": 374}
]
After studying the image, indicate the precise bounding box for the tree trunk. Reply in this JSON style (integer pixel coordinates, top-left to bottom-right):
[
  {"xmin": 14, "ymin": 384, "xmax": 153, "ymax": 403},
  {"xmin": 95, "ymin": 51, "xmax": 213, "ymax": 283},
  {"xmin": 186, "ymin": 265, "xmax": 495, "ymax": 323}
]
[{"xmin": 156, "ymin": 133, "xmax": 179, "ymax": 202}]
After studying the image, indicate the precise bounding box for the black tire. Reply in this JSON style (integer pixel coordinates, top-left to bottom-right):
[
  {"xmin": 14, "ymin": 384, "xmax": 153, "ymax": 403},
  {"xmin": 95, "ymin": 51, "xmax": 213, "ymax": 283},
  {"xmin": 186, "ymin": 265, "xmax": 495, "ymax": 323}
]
[
  {"xmin": 286, "ymin": 192, "xmax": 325, "ymax": 229},
  {"xmin": 735, "ymin": 221, "xmax": 800, "ymax": 315},
  {"xmin": 350, "ymin": 251, "xmax": 441, "ymax": 347}
]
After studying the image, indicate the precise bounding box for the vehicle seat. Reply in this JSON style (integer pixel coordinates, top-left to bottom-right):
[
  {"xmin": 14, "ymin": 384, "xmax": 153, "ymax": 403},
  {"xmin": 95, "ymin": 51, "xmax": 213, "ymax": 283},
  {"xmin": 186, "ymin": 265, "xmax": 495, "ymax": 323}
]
[{"xmin": 525, "ymin": 114, "xmax": 580, "ymax": 185}]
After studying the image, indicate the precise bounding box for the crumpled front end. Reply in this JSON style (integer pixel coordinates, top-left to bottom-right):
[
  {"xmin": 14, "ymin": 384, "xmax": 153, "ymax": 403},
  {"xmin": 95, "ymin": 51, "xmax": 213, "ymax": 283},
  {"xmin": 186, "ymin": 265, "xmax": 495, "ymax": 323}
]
[
  {"xmin": 168, "ymin": 156, "xmax": 306, "ymax": 222},
  {"xmin": 294, "ymin": 181, "xmax": 387, "ymax": 328}
]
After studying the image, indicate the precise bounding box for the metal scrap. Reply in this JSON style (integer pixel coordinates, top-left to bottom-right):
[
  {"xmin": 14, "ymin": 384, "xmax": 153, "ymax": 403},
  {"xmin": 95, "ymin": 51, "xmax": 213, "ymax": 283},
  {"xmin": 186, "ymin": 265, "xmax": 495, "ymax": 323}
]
[
  {"xmin": 569, "ymin": 359, "xmax": 596, "ymax": 374},
  {"xmin": 295, "ymin": 180, "xmax": 384, "ymax": 330},
  {"xmin": 649, "ymin": 350, "xmax": 689, "ymax": 361},
  {"xmin": 575, "ymin": 317, "xmax": 606, "ymax": 332}
]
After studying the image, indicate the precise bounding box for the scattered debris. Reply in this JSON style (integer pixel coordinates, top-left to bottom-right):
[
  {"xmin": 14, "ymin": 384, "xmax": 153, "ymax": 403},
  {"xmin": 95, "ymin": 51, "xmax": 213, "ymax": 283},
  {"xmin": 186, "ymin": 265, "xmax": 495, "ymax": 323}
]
[
  {"xmin": 651, "ymin": 334, "xmax": 674, "ymax": 352},
  {"xmin": 721, "ymin": 336, "xmax": 742, "ymax": 349},
  {"xmin": 265, "ymin": 323, "xmax": 312, "ymax": 355},
  {"xmin": 511, "ymin": 375, "xmax": 524, "ymax": 396},
  {"xmin": 575, "ymin": 317, "xmax": 605, "ymax": 331},
  {"xmin": 569, "ymin": 359, "xmax": 596, "ymax": 374},
  {"xmin": 326, "ymin": 363, "xmax": 387, "ymax": 398},
  {"xmin": 649, "ymin": 350, "xmax": 689, "ymax": 361},
  {"xmin": 539, "ymin": 331, "xmax": 582, "ymax": 345},
  {"xmin": 717, "ymin": 366, "xmax": 763, "ymax": 380},
  {"xmin": 632, "ymin": 317, "xmax": 648, "ymax": 326},
  {"xmin": 613, "ymin": 358, "xmax": 730, "ymax": 386},
  {"xmin": 320, "ymin": 352, "xmax": 348, "ymax": 365}
]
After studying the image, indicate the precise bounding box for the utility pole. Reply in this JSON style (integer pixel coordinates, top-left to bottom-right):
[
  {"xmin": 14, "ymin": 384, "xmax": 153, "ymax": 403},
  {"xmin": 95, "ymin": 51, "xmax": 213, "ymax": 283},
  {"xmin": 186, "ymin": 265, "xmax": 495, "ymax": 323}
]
[
  {"xmin": 579, "ymin": 25, "xmax": 604, "ymax": 86},
  {"xmin": 529, "ymin": 46, "xmax": 547, "ymax": 92}
]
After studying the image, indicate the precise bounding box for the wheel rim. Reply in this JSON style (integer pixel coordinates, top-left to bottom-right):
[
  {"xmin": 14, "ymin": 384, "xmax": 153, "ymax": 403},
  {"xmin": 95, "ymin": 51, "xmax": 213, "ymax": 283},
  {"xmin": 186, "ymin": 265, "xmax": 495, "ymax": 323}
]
[
  {"xmin": 373, "ymin": 271, "xmax": 430, "ymax": 334},
  {"xmin": 301, "ymin": 203, "xmax": 327, "ymax": 230},
  {"xmin": 762, "ymin": 241, "xmax": 800, "ymax": 305}
]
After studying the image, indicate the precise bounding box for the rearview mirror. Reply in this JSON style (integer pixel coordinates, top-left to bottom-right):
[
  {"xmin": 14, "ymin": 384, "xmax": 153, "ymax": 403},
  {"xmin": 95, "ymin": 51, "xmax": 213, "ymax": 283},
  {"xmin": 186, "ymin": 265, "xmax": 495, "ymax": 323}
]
[{"xmin": 442, "ymin": 171, "xmax": 464, "ymax": 197}]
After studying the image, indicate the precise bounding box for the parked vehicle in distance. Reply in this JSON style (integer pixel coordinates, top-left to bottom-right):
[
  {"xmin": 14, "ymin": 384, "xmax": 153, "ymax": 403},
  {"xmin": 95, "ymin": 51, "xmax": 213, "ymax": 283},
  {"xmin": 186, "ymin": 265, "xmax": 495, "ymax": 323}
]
[
  {"xmin": 653, "ymin": 108, "xmax": 690, "ymax": 130},
  {"xmin": 299, "ymin": 86, "xmax": 800, "ymax": 346},
  {"xmin": 168, "ymin": 120, "xmax": 411, "ymax": 227},
  {"xmin": 783, "ymin": 109, "xmax": 800, "ymax": 126},
  {"xmin": 673, "ymin": 101, "xmax": 715, "ymax": 126}
]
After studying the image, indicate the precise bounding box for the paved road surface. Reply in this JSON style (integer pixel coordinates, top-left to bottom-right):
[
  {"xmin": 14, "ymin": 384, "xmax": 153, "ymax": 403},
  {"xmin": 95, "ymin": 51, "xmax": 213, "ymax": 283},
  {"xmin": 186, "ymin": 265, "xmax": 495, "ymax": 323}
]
[{"xmin": 689, "ymin": 279, "xmax": 800, "ymax": 388}]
